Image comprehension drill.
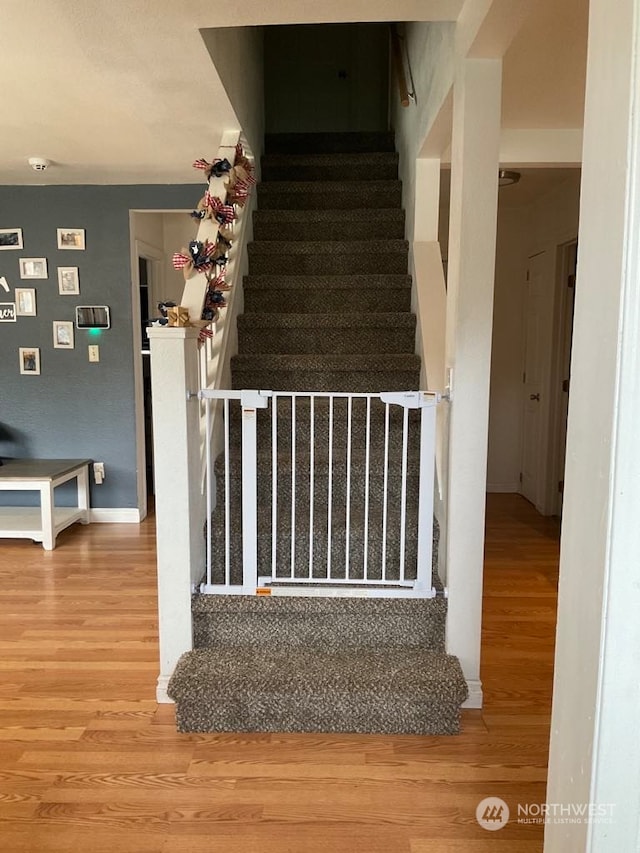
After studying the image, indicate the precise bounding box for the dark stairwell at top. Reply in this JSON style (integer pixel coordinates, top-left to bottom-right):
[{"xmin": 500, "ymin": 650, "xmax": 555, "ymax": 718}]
[{"xmin": 167, "ymin": 131, "xmax": 468, "ymax": 734}]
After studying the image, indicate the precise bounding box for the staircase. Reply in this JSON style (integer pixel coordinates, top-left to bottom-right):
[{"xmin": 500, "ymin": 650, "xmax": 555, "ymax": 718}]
[{"xmin": 168, "ymin": 131, "xmax": 468, "ymax": 734}]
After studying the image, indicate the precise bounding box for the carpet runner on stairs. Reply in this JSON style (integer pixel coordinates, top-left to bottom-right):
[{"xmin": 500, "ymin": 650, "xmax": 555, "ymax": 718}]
[{"xmin": 168, "ymin": 131, "xmax": 468, "ymax": 735}]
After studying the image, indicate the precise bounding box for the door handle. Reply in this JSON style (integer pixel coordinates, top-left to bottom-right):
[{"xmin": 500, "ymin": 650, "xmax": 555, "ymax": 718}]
[{"xmin": 529, "ymin": 393, "xmax": 540, "ymax": 401}]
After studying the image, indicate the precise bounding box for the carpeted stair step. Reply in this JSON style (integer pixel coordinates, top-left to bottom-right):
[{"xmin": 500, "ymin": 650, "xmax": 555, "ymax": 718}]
[
  {"xmin": 253, "ymin": 208, "xmax": 406, "ymax": 241},
  {"xmin": 231, "ymin": 353, "xmax": 421, "ymax": 392},
  {"xmin": 248, "ymin": 239, "xmax": 408, "ymax": 275},
  {"xmin": 264, "ymin": 131, "xmax": 396, "ymax": 155},
  {"xmin": 237, "ymin": 312, "xmax": 416, "ymax": 355},
  {"xmin": 243, "ymin": 274, "xmax": 412, "ymax": 314},
  {"xmin": 257, "ymin": 180, "xmax": 402, "ymax": 210},
  {"xmin": 212, "ymin": 449, "xmax": 420, "ymax": 508},
  {"xmin": 168, "ymin": 645, "xmax": 468, "ymax": 734},
  {"xmin": 205, "ymin": 505, "xmax": 428, "ymax": 585},
  {"xmin": 225, "ymin": 396, "xmax": 424, "ymax": 459},
  {"xmin": 192, "ymin": 596, "xmax": 446, "ymax": 652},
  {"xmin": 261, "ymin": 152, "xmax": 399, "ymax": 182}
]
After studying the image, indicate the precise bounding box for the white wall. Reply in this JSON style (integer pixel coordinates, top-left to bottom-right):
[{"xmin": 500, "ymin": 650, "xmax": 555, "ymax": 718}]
[
  {"xmin": 200, "ymin": 26, "xmax": 265, "ymax": 159},
  {"xmin": 162, "ymin": 213, "xmax": 198, "ymax": 305},
  {"xmin": 546, "ymin": 0, "xmax": 640, "ymax": 847},
  {"xmin": 486, "ymin": 206, "xmax": 528, "ymax": 491}
]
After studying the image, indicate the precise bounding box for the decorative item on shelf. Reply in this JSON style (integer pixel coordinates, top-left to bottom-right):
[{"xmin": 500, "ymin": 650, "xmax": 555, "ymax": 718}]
[
  {"xmin": 193, "ymin": 157, "xmax": 233, "ymax": 181},
  {"xmin": 172, "ymin": 239, "xmax": 217, "ymax": 279},
  {"xmin": 167, "ymin": 306, "xmax": 191, "ymax": 327},
  {"xmin": 150, "ymin": 301, "xmax": 176, "ymax": 327}
]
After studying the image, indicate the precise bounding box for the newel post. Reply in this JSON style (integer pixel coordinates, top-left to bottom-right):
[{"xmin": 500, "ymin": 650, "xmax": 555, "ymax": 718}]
[{"xmin": 147, "ymin": 326, "xmax": 205, "ymax": 702}]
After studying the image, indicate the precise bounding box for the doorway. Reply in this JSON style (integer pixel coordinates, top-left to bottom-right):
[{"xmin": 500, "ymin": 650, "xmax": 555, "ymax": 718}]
[
  {"xmin": 134, "ymin": 242, "xmax": 163, "ymax": 506},
  {"xmin": 549, "ymin": 240, "xmax": 578, "ymax": 516}
]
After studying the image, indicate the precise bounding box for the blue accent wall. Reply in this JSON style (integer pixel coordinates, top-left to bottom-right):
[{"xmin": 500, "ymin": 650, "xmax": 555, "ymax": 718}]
[{"xmin": 0, "ymin": 184, "xmax": 199, "ymax": 508}]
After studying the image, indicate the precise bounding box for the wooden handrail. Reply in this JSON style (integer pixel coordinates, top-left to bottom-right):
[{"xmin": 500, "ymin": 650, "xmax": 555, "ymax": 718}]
[{"xmin": 390, "ymin": 24, "xmax": 410, "ymax": 108}]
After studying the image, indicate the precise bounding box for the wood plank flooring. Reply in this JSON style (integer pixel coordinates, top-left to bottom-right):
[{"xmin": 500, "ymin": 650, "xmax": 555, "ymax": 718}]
[{"xmin": 0, "ymin": 494, "xmax": 560, "ymax": 852}]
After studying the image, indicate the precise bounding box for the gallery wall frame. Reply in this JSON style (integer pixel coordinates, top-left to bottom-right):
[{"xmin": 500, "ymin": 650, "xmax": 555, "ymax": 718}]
[
  {"xmin": 0, "ymin": 228, "xmax": 23, "ymax": 250},
  {"xmin": 19, "ymin": 258, "xmax": 48, "ymax": 279},
  {"xmin": 57, "ymin": 267, "xmax": 80, "ymax": 295},
  {"xmin": 52, "ymin": 320, "xmax": 74, "ymax": 350},
  {"xmin": 57, "ymin": 228, "xmax": 85, "ymax": 250},
  {"xmin": 19, "ymin": 347, "xmax": 40, "ymax": 375},
  {"xmin": 15, "ymin": 288, "xmax": 36, "ymax": 316}
]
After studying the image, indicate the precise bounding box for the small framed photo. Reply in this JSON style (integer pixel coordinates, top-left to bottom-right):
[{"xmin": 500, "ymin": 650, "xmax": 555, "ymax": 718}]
[
  {"xmin": 57, "ymin": 266, "xmax": 80, "ymax": 295},
  {"xmin": 57, "ymin": 228, "xmax": 85, "ymax": 250},
  {"xmin": 19, "ymin": 257, "xmax": 48, "ymax": 279},
  {"xmin": 15, "ymin": 288, "xmax": 36, "ymax": 316},
  {"xmin": 19, "ymin": 347, "xmax": 40, "ymax": 375},
  {"xmin": 53, "ymin": 320, "xmax": 74, "ymax": 349},
  {"xmin": 0, "ymin": 228, "xmax": 23, "ymax": 250}
]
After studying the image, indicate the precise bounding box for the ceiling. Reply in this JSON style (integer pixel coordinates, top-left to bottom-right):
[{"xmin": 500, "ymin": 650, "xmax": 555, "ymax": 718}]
[{"xmin": 0, "ymin": 0, "xmax": 588, "ymax": 186}]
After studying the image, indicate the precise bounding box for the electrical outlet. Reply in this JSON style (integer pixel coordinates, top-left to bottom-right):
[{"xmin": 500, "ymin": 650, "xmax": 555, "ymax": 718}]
[
  {"xmin": 93, "ymin": 462, "xmax": 105, "ymax": 484},
  {"xmin": 88, "ymin": 345, "xmax": 100, "ymax": 363}
]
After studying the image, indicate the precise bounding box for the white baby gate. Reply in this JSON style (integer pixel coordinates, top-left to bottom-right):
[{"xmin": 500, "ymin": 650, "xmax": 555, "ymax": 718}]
[{"xmin": 198, "ymin": 389, "xmax": 440, "ymax": 598}]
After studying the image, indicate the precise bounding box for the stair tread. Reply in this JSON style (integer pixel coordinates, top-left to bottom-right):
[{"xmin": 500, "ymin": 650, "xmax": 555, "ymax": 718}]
[
  {"xmin": 233, "ymin": 353, "xmax": 419, "ymax": 366},
  {"xmin": 243, "ymin": 274, "xmax": 412, "ymax": 290},
  {"xmin": 248, "ymin": 239, "xmax": 408, "ymax": 254},
  {"xmin": 170, "ymin": 646, "xmax": 466, "ymax": 697},
  {"xmin": 237, "ymin": 312, "xmax": 415, "ymax": 327},
  {"xmin": 258, "ymin": 180, "xmax": 400, "ymax": 193},
  {"xmin": 253, "ymin": 208, "xmax": 404, "ymax": 222},
  {"xmin": 262, "ymin": 152, "xmax": 399, "ymax": 166}
]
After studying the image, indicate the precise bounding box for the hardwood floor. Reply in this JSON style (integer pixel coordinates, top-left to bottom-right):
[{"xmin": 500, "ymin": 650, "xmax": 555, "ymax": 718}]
[{"xmin": 0, "ymin": 494, "xmax": 560, "ymax": 852}]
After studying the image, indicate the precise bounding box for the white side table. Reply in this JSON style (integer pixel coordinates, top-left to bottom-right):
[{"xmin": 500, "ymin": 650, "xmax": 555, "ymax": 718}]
[{"xmin": 0, "ymin": 459, "xmax": 91, "ymax": 550}]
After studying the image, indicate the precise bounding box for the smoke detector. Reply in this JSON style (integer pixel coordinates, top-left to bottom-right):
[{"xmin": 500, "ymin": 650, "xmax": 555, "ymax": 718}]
[{"xmin": 28, "ymin": 157, "xmax": 50, "ymax": 172}]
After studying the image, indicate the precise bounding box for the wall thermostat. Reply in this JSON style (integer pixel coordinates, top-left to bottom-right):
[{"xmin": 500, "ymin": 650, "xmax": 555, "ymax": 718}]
[{"xmin": 75, "ymin": 306, "xmax": 111, "ymax": 330}]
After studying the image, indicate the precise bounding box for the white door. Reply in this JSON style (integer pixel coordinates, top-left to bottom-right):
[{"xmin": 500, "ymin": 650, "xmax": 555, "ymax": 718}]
[{"xmin": 520, "ymin": 252, "xmax": 546, "ymax": 506}]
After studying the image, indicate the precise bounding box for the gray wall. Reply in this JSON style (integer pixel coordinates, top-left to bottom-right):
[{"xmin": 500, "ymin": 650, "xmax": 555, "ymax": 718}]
[{"xmin": 0, "ymin": 184, "xmax": 198, "ymax": 508}]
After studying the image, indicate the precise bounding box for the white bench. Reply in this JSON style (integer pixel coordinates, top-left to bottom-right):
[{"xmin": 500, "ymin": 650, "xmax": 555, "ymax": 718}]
[{"xmin": 0, "ymin": 459, "xmax": 91, "ymax": 550}]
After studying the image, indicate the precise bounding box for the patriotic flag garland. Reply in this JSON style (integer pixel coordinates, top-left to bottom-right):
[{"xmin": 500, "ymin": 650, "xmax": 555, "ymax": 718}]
[
  {"xmin": 172, "ymin": 239, "xmax": 217, "ymax": 279},
  {"xmin": 181, "ymin": 142, "xmax": 256, "ymax": 337},
  {"xmin": 193, "ymin": 157, "xmax": 233, "ymax": 180}
]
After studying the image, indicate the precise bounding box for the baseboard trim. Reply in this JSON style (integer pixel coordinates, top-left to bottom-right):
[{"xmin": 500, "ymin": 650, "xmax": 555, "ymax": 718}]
[
  {"xmin": 89, "ymin": 508, "xmax": 142, "ymax": 523},
  {"xmin": 156, "ymin": 675, "xmax": 175, "ymax": 704},
  {"xmin": 486, "ymin": 483, "xmax": 520, "ymax": 493},
  {"xmin": 462, "ymin": 679, "xmax": 483, "ymax": 709}
]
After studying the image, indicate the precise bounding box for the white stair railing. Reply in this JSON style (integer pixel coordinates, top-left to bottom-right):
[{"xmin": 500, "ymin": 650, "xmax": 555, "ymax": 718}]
[{"xmin": 198, "ymin": 388, "xmax": 441, "ymax": 599}]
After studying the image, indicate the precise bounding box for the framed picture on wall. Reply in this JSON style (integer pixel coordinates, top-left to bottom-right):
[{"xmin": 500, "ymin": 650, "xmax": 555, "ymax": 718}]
[
  {"xmin": 57, "ymin": 267, "xmax": 80, "ymax": 295},
  {"xmin": 15, "ymin": 288, "xmax": 36, "ymax": 316},
  {"xmin": 53, "ymin": 320, "xmax": 74, "ymax": 349},
  {"xmin": 0, "ymin": 228, "xmax": 23, "ymax": 250},
  {"xmin": 19, "ymin": 258, "xmax": 48, "ymax": 279},
  {"xmin": 57, "ymin": 228, "xmax": 85, "ymax": 250},
  {"xmin": 19, "ymin": 347, "xmax": 40, "ymax": 375}
]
